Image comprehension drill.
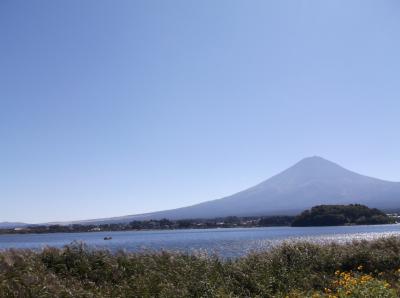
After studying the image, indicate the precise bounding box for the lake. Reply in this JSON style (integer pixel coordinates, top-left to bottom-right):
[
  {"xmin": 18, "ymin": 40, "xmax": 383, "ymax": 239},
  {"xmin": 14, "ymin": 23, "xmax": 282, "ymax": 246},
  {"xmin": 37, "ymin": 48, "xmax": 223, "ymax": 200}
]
[{"xmin": 1, "ymin": 224, "xmax": 400, "ymax": 258}]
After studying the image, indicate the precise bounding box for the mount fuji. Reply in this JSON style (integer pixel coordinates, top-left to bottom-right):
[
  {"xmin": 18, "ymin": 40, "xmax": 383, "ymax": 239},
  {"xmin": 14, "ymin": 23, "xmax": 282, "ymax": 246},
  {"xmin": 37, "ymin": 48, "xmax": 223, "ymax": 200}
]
[{"xmin": 75, "ymin": 156, "xmax": 400, "ymax": 224}]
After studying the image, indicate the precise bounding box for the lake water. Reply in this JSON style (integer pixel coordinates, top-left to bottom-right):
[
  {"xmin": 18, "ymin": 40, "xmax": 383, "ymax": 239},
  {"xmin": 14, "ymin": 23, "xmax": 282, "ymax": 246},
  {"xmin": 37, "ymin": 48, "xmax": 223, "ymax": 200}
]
[{"xmin": 1, "ymin": 224, "xmax": 400, "ymax": 258}]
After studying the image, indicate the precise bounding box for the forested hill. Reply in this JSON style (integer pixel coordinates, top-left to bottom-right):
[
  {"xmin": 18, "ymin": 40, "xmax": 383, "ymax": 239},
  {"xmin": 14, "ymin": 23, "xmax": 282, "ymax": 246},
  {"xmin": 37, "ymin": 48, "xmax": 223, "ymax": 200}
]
[{"xmin": 291, "ymin": 204, "xmax": 394, "ymax": 227}]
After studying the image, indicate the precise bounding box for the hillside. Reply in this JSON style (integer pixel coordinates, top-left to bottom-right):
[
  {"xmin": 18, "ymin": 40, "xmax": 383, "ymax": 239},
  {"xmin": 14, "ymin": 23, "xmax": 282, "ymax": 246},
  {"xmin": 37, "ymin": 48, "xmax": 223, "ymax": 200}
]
[
  {"xmin": 0, "ymin": 222, "xmax": 28, "ymax": 229},
  {"xmin": 291, "ymin": 204, "xmax": 393, "ymax": 226}
]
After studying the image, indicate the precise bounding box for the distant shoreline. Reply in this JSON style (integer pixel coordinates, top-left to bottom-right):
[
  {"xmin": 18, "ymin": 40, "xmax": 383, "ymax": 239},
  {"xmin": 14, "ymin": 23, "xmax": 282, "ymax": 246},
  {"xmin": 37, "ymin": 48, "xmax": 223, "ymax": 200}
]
[
  {"xmin": 1, "ymin": 221, "xmax": 399, "ymax": 237},
  {"xmin": 2, "ymin": 206, "xmax": 398, "ymax": 236},
  {"xmin": 0, "ymin": 215, "xmax": 295, "ymax": 235}
]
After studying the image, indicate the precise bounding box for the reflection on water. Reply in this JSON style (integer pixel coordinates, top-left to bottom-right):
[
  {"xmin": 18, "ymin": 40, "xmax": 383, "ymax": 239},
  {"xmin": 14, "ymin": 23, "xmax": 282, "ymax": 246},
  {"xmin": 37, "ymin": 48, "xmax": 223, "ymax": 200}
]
[{"xmin": 1, "ymin": 224, "xmax": 400, "ymax": 258}]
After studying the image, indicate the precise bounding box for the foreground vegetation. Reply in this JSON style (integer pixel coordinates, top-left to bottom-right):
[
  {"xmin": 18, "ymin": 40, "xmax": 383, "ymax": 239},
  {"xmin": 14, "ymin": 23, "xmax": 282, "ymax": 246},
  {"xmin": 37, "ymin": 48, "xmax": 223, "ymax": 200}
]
[
  {"xmin": 292, "ymin": 204, "xmax": 394, "ymax": 227},
  {"xmin": 2, "ymin": 237, "xmax": 400, "ymax": 297}
]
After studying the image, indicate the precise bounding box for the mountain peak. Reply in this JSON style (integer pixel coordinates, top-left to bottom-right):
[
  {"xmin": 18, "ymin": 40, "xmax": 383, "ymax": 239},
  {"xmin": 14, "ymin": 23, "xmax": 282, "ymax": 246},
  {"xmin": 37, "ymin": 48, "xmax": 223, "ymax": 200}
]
[
  {"xmin": 292, "ymin": 156, "xmax": 344, "ymax": 171},
  {"xmin": 298, "ymin": 156, "xmax": 335, "ymax": 164},
  {"xmin": 267, "ymin": 156, "xmax": 353, "ymax": 184}
]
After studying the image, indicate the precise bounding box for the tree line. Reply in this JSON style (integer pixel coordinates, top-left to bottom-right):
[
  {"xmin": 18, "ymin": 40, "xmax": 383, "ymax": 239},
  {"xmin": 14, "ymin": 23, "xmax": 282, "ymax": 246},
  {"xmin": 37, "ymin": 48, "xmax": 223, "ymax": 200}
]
[
  {"xmin": 291, "ymin": 204, "xmax": 394, "ymax": 226},
  {"xmin": 1, "ymin": 204, "xmax": 394, "ymax": 234},
  {"xmin": 0, "ymin": 215, "xmax": 295, "ymax": 234}
]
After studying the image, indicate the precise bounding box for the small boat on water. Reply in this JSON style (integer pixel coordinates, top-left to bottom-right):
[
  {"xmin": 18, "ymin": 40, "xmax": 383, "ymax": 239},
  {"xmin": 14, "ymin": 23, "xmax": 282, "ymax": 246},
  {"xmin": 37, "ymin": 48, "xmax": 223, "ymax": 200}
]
[{"xmin": 103, "ymin": 237, "xmax": 112, "ymax": 240}]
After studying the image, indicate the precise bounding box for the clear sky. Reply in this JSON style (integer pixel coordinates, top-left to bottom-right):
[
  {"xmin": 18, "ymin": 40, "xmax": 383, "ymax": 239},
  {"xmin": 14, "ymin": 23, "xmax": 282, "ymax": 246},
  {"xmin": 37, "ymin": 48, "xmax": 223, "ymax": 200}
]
[{"xmin": 1, "ymin": 0, "xmax": 400, "ymax": 223}]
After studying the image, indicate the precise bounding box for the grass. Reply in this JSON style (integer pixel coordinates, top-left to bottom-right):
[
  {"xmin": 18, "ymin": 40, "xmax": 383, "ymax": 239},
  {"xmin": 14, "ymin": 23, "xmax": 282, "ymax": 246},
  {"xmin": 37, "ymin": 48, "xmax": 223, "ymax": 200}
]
[{"xmin": 1, "ymin": 237, "xmax": 400, "ymax": 297}]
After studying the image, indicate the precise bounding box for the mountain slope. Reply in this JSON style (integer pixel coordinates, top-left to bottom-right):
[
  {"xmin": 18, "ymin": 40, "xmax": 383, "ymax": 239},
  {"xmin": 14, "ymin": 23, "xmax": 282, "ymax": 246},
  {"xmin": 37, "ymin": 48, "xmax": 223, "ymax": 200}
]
[
  {"xmin": 0, "ymin": 222, "xmax": 29, "ymax": 229},
  {"xmin": 76, "ymin": 156, "xmax": 400, "ymax": 224}
]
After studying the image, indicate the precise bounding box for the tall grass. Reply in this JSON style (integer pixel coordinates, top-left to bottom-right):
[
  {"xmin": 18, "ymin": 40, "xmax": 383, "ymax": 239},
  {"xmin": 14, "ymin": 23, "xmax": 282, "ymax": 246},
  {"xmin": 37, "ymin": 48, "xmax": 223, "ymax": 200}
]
[{"xmin": 1, "ymin": 237, "xmax": 400, "ymax": 297}]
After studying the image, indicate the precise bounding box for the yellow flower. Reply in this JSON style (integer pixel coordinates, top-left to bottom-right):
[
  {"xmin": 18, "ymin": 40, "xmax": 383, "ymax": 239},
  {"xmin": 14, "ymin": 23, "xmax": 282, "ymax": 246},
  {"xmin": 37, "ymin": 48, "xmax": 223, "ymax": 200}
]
[{"xmin": 324, "ymin": 287, "xmax": 332, "ymax": 293}]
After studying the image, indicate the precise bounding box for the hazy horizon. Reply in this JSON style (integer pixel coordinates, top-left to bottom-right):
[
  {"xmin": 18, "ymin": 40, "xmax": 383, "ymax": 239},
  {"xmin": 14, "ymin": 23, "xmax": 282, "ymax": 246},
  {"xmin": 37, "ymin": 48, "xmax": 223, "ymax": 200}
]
[{"xmin": 2, "ymin": 1, "xmax": 400, "ymax": 223}]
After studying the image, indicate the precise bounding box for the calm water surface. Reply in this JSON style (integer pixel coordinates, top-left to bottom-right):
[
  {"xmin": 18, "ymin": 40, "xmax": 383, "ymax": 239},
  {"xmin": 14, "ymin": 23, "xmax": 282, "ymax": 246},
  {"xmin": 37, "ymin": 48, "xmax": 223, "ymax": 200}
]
[{"xmin": 1, "ymin": 224, "xmax": 400, "ymax": 258}]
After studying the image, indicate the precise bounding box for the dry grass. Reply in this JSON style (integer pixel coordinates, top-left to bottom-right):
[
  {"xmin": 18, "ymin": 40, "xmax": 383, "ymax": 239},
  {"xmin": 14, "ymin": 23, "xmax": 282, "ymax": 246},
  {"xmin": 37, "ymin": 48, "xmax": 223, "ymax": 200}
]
[{"xmin": 1, "ymin": 237, "xmax": 400, "ymax": 297}]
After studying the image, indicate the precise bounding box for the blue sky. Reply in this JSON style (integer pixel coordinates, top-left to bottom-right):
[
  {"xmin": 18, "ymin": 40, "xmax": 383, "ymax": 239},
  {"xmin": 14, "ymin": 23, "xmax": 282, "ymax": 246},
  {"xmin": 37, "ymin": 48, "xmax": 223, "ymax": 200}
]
[{"xmin": 1, "ymin": 0, "xmax": 400, "ymax": 223}]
